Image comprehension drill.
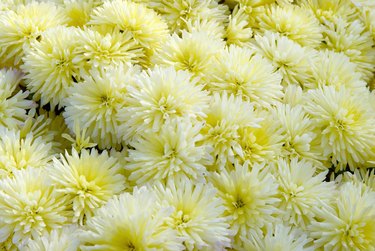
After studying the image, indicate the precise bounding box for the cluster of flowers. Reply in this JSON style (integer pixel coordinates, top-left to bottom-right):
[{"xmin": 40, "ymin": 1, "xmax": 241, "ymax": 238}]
[{"xmin": 0, "ymin": 0, "xmax": 375, "ymax": 250}]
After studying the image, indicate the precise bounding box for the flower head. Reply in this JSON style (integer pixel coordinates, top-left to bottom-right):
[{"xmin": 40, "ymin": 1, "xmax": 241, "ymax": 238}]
[
  {"xmin": 80, "ymin": 187, "xmax": 184, "ymax": 251},
  {"xmin": 0, "ymin": 168, "xmax": 69, "ymax": 248},
  {"xmin": 154, "ymin": 178, "xmax": 231, "ymax": 250},
  {"xmin": 49, "ymin": 148, "xmax": 125, "ymax": 225}
]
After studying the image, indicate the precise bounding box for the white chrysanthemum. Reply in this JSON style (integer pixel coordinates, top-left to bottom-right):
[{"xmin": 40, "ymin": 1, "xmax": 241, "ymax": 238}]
[
  {"xmin": 126, "ymin": 118, "xmax": 211, "ymax": 186},
  {"xmin": 225, "ymin": 6, "xmax": 253, "ymax": 47},
  {"xmin": 256, "ymin": 4, "xmax": 323, "ymax": 48},
  {"xmin": 208, "ymin": 45, "xmax": 282, "ymax": 108},
  {"xmin": 73, "ymin": 28, "xmax": 143, "ymax": 76},
  {"xmin": 152, "ymin": 31, "xmax": 224, "ymax": 80},
  {"xmin": 185, "ymin": 18, "xmax": 225, "ymax": 40},
  {"xmin": 0, "ymin": 68, "xmax": 34, "ymax": 129},
  {"xmin": 25, "ymin": 225, "xmax": 80, "ymax": 251},
  {"xmin": 242, "ymin": 223, "xmax": 313, "ymax": 251},
  {"xmin": 21, "ymin": 26, "xmax": 83, "ymax": 109},
  {"xmin": 154, "ymin": 179, "xmax": 231, "ymax": 250},
  {"xmin": 0, "ymin": 168, "xmax": 69, "ymax": 248},
  {"xmin": 236, "ymin": 110, "xmax": 283, "ymax": 166},
  {"xmin": 309, "ymin": 182, "xmax": 375, "ymax": 251},
  {"xmin": 306, "ymin": 50, "xmax": 367, "ymax": 90},
  {"xmin": 89, "ymin": 0, "xmax": 169, "ymax": 61},
  {"xmin": 64, "ymin": 64, "xmax": 138, "ymax": 149},
  {"xmin": 118, "ymin": 66, "xmax": 210, "ymax": 141},
  {"xmin": 272, "ymin": 158, "xmax": 336, "ymax": 228},
  {"xmin": 322, "ymin": 17, "xmax": 375, "ymax": 82},
  {"xmin": 62, "ymin": 0, "xmax": 102, "ymax": 27},
  {"xmin": 49, "ymin": 148, "xmax": 125, "ymax": 225},
  {"xmin": 282, "ymin": 84, "xmax": 304, "ymax": 107},
  {"xmin": 80, "ymin": 187, "xmax": 184, "ymax": 251},
  {"xmin": 0, "ymin": 2, "xmax": 68, "ymax": 66},
  {"xmin": 144, "ymin": 0, "xmax": 229, "ymax": 33},
  {"xmin": 303, "ymin": 86, "xmax": 375, "ymax": 170},
  {"xmin": 0, "ymin": 127, "xmax": 53, "ymax": 177},
  {"xmin": 299, "ymin": 0, "xmax": 357, "ymax": 24},
  {"xmin": 251, "ymin": 31, "xmax": 315, "ymax": 86},
  {"xmin": 272, "ymin": 104, "xmax": 324, "ymax": 165},
  {"xmin": 209, "ymin": 162, "xmax": 280, "ymax": 248},
  {"xmin": 202, "ymin": 92, "xmax": 262, "ymax": 170}
]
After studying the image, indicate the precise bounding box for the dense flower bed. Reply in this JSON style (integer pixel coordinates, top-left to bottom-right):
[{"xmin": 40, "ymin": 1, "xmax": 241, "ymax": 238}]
[{"xmin": 0, "ymin": 0, "xmax": 375, "ymax": 250}]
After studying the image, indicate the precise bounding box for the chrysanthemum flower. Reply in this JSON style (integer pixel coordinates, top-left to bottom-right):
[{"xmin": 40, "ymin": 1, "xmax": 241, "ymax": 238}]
[
  {"xmin": 251, "ymin": 31, "xmax": 315, "ymax": 86},
  {"xmin": 272, "ymin": 104, "xmax": 324, "ymax": 165},
  {"xmin": 298, "ymin": 0, "xmax": 357, "ymax": 24},
  {"xmin": 242, "ymin": 223, "xmax": 313, "ymax": 251},
  {"xmin": 48, "ymin": 148, "xmax": 125, "ymax": 225},
  {"xmin": 0, "ymin": 168, "xmax": 69, "ymax": 248},
  {"xmin": 303, "ymin": 86, "xmax": 375, "ymax": 170},
  {"xmin": 88, "ymin": 0, "xmax": 169, "ymax": 63},
  {"xmin": 208, "ymin": 45, "xmax": 282, "ymax": 108},
  {"xmin": 64, "ymin": 63, "xmax": 138, "ymax": 149},
  {"xmin": 322, "ymin": 17, "xmax": 375, "ymax": 82},
  {"xmin": 0, "ymin": 2, "xmax": 68, "ymax": 66},
  {"xmin": 126, "ymin": 118, "xmax": 211, "ymax": 186},
  {"xmin": 306, "ymin": 50, "xmax": 367, "ymax": 90},
  {"xmin": 21, "ymin": 26, "xmax": 83, "ymax": 109},
  {"xmin": 80, "ymin": 187, "xmax": 184, "ymax": 251},
  {"xmin": 256, "ymin": 4, "xmax": 323, "ymax": 48},
  {"xmin": 152, "ymin": 31, "xmax": 224, "ymax": 80},
  {"xmin": 62, "ymin": 0, "xmax": 102, "ymax": 27},
  {"xmin": 282, "ymin": 85, "xmax": 304, "ymax": 107},
  {"xmin": 209, "ymin": 162, "xmax": 280, "ymax": 248},
  {"xmin": 184, "ymin": 18, "xmax": 225, "ymax": 40},
  {"xmin": 202, "ymin": 92, "xmax": 262, "ymax": 170},
  {"xmin": 154, "ymin": 179, "xmax": 231, "ymax": 250},
  {"xmin": 236, "ymin": 110, "xmax": 283, "ymax": 166},
  {"xmin": 309, "ymin": 181, "xmax": 375, "ymax": 251},
  {"xmin": 144, "ymin": 0, "xmax": 229, "ymax": 33},
  {"xmin": 0, "ymin": 68, "xmax": 34, "ymax": 129},
  {"xmin": 25, "ymin": 225, "xmax": 80, "ymax": 251},
  {"xmin": 117, "ymin": 66, "xmax": 209, "ymax": 141},
  {"xmin": 225, "ymin": 6, "xmax": 253, "ymax": 47},
  {"xmin": 272, "ymin": 158, "xmax": 336, "ymax": 228},
  {"xmin": 0, "ymin": 127, "xmax": 53, "ymax": 177},
  {"xmin": 73, "ymin": 28, "xmax": 143, "ymax": 76}
]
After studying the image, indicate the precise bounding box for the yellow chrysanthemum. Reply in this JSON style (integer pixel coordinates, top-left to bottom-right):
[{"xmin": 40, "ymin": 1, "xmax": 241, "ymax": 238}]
[
  {"xmin": 272, "ymin": 158, "xmax": 336, "ymax": 228},
  {"xmin": 322, "ymin": 17, "xmax": 375, "ymax": 82},
  {"xmin": 298, "ymin": 0, "xmax": 357, "ymax": 24},
  {"xmin": 154, "ymin": 179, "xmax": 231, "ymax": 250},
  {"xmin": 309, "ymin": 182, "xmax": 375, "ymax": 251},
  {"xmin": 256, "ymin": 4, "xmax": 323, "ymax": 48},
  {"xmin": 251, "ymin": 31, "xmax": 315, "ymax": 86},
  {"xmin": 61, "ymin": 0, "xmax": 102, "ymax": 27},
  {"xmin": 88, "ymin": 0, "xmax": 169, "ymax": 63},
  {"xmin": 143, "ymin": 0, "xmax": 229, "ymax": 33},
  {"xmin": 64, "ymin": 64, "xmax": 138, "ymax": 149},
  {"xmin": 117, "ymin": 66, "xmax": 209, "ymax": 142},
  {"xmin": 80, "ymin": 187, "xmax": 184, "ymax": 251},
  {"xmin": 306, "ymin": 50, "xmax": 367, "ymax": 90},
  {"xmin": 126, "ymin": 118, "xmax": 211, "ymax": 186},
  {"xmin": 25, "ymin": 225, "xmax": 80, "ymax": 251},
  {"xmin": 73, "ymin": 28, "xmax": 143, "ymax": 76},
  {"xmin": 225, "ymin": 6, "xmax": 253, "ymax": 47},
  {"xmin": 207, "ymin": 45, "xmax": 282, "ymax": 108},
  {"xmin": 0, "ymin": 68, "xmax": 34, "ymax": 129},
  {"xmin": 209, "ymin": 162, "xmax": 280, "ymax": 249},
  {"xmin": 272, "ymin": 103, "xmax": 324, "ymax": 166},
  {"xmin": 0, "ymin": 127, "xmax": 53, "ymax": 178},
  {"xmin": 0, "ymin": 168, "xmax": 70, "ymax": 248},
  {"xmin": 242, "ymin": 223, "xmax": 313, "ymax": 251},
  {"xmin": 303, "ymin": 86, "xmax": 375, "ymax": 170},
  {"xmin": 202, "ymin": 92, "xmax": 262, "ymax": 170},
  {"xmin": 21, "ymin": 26, "xmax": 83, "ymax": 109},
  {"xmin": 49, "ymin": 148, "xmax": 126, "ymax": 225},
  {"xmin": 225, "ymin": 0, "xmax": 276, "ymax": 9},
  {"xmin": 236, "ymin": 110, "xmax": 283, "ymax": 166},
  {"xmin": 152, "ymin": 31, "xmax": 224, "ymax": 80},
  {"xmin": 0, "ymin": 2, "xmax": 68, "ymax": 66}
]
